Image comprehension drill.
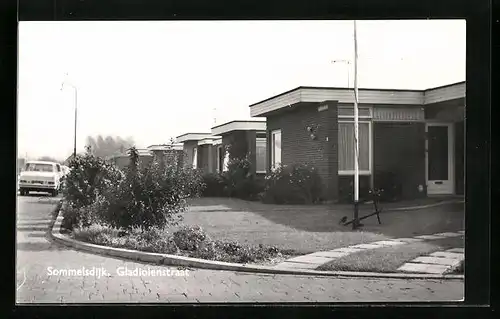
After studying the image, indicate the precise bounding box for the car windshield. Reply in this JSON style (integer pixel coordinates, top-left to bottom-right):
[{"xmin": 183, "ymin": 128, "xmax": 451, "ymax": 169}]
[{"xmin": 24, "ymin": 163, "xmax": 55, "ymax": 172}]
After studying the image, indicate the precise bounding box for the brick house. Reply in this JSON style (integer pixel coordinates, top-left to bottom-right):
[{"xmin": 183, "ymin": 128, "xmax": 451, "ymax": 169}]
[
  {"xmin": 249, "ymin": 82, "xmax": 465, "ymax": 201},
  {"xmin": 210, "ymin": 119, "xmax": 267, "ymax": 175},
  {"xmin": 175, "ymin": 133, "xmax": 221, "ymax": 173}
]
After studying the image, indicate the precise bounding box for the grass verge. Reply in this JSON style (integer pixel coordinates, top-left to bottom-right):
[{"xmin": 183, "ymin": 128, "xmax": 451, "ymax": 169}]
[{"xmin": 317, "ymin": 236, "xmax": 464, "ymax": 273}]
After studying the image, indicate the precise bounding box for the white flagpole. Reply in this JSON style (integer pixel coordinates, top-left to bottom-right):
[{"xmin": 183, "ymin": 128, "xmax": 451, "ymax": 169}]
[{"xmin": 353, "ymin": 20, "xmax": 360, "ymax": 229}]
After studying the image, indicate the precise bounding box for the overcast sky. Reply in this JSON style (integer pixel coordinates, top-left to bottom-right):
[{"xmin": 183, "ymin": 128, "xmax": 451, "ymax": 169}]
[{"xmin": 17, "ymin": 20, "xmax": 465, "ymax": 161}]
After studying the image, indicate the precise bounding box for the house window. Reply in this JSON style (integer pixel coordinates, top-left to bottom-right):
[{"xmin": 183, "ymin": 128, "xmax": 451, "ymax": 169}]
[
  {"xmin": 271, "ymin": 129, "xmax": 282, "ymax": 169},
  {"xmin": 338, "ymin": 121, "xmax": 371, "ymax": 174},
  {"xmin": 223, "ymin": 147, "xmax": 229, "ymax": 172},
  {"xmin": 192, "ymin": 147, "xmax": 198, "ymax": 169},
  {"xmin": 216, "ymin": 145, "xmax": 224, "ymax": 173},
  {"xmin": 255, "ymin": 137, "xmax": 267, "ymax": 173}
]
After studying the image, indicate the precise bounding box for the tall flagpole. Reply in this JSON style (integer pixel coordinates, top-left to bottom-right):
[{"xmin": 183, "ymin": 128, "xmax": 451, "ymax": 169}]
[{"xmin": 353, "ymin": 20, "xmax": 360, "ymax": 230}]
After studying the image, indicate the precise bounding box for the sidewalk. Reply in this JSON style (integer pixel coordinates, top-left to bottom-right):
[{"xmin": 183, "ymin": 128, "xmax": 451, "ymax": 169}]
[{"xmin": 275, "ymin": 230, "xmax": 465, "ymax": 274}]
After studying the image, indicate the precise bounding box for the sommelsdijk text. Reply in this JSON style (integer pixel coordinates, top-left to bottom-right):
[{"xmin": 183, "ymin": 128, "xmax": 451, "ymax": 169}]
[{"xmin": 47, "ymin": 266, "xmax": 109, "ymax": 279}]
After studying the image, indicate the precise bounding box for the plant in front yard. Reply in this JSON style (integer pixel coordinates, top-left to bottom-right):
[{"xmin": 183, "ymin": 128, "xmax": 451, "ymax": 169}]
[
  {"xmin": 223, "ymin": 154, "xmax": 264, "ymax": 200},
  {"xmin": 172, "ymin": 225, "xmax": 210, "ymax": 251},
  {"xmin": 201, "ymin": 172, "xmax": 227, "ymax": 197},
  {"xmin": 261, "ymin": 163, "xmax": 323, "ymax": 204},
  {"xmin": 70, "ymin": 222, "xmax": 297, "ymax": 264},
  {"xmin": 97, "ymin": 147, "xmax": 205, "ymax": 230},
  {"xmin": 62, "ymin": 146, "xmax": 124, "ymax": 208}
]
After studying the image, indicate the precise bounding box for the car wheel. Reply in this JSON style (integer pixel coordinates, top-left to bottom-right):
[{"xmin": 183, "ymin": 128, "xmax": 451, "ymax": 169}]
[
  {"xmin": 51, "ymin": 190, "xmax": 57, "ymax": 197},
  {"xmin": 19, "ymin": 189, "xmax": 25, "ymax": 196}
]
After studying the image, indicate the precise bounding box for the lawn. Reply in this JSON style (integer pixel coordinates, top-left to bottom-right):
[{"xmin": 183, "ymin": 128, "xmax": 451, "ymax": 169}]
[
  {"xmin": 182, "ymin": 197, "xmax": 464, "ymax": 254},
  {"xmin": 317, "ymin": 236, "xmax": 465, "ymax": 273}
]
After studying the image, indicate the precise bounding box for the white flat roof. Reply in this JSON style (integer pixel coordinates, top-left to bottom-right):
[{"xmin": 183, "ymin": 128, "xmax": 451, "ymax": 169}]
[
  {"xmin": 211, "ymin": 119, "xmax": 266, "ymax": 135},
  {"xmin": 176, "ymin": 133, "xmax": 213, "ymax": 143},
  {"xmin": 197, "ymin": 136, "xmax": 222, "ymax": 146},
  {"xmin": 249, "ymin": 82, "xmax": 465, "ymax": 117}
]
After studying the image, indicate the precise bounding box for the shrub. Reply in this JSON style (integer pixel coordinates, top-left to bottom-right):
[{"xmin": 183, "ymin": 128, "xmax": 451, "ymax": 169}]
[
  {"xmin": 62, "ymin": 146, "xmax": 124, "ymax": 210},
  {"xmin": 61, "ymin": 196, "xmax": 106, "ymax": 231},
  {"xmin": 172, "ymin": 225, "xmax": 210, "ymax": 251},
  {"xmin": 201, "ymin": 173, "xmax": 227, "ymax": 197},
  {"xmin": 223, "ymin": 154, "xmax": 264, "ymax": 200},
  {"xmin": 98, "ymin": 147, "xmax": 205, "ymax": 230},
  {"xmin": 261, "ymin": 163, "xmax": 323, "ymax": 204}
]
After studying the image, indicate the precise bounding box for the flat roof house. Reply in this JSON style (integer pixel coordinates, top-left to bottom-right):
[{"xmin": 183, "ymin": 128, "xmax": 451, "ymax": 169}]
[
  {"xmin": 211, "ymin": 119, "xmax": 267, "ymax": 175},
  {"xmin": 249, "ymin": 82, "xmax": 465, "ymax": 201},
  {"xmin": 176, "ymin": 133, "xmax": 221, "ymax": 173}
]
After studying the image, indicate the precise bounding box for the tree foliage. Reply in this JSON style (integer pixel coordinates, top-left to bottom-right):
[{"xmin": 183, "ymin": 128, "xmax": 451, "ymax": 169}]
[{"xmin": 85, "ymin": 135, "xmax": 135, "ymax": 158}]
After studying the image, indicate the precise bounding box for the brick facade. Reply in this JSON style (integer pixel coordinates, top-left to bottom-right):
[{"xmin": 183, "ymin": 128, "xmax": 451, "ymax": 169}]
[
  {"xmin": 221, "ymin": 130, "xmax": 265, "ymax": 176},
  {"xmin": 266, "ymin": 101, "xmax": 339, "ymax": 200}
]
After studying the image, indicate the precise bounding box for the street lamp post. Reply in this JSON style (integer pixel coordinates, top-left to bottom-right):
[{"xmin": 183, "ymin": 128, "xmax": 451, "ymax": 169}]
[{"xmin": 61, "ymin": 79, "xmax": 78, "ymax": 159}]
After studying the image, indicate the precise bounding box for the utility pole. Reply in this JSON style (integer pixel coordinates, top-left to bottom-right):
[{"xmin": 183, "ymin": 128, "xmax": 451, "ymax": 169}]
[
  {"xmin": 61, "ymin": 74, "xmax": 78, "ymax": 159},
  {"xmin": 352, "ymin": 20, "xmax": 360, "ymax": 230}
]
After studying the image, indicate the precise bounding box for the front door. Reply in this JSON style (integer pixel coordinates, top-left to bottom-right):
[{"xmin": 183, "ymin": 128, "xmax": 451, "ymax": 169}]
[{"xmin": 426, "ymin": 123, "xmax": 454, "ymax": 195}]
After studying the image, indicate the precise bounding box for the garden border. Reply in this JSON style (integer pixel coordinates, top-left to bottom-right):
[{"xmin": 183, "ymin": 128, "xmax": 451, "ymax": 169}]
[{"xmin": 50, "ymin": 204, "xmax": 464, "ymax": 280}]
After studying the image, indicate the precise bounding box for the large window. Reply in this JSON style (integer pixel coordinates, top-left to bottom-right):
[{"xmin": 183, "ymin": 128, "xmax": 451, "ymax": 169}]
[
  {"xmin": 271, "ymin": 129, "xmax": 282, "ymax": 170},
  {"xmin": 255, "ymin": 137, "xmax": 267, "ymax": 173},
  {"xmin": 192, "ymin": 147, "xmax": 198, "ymax": 169},
  {"xmin": 338, "ymin": 121, "xmax": 371, "ymax": 174}
]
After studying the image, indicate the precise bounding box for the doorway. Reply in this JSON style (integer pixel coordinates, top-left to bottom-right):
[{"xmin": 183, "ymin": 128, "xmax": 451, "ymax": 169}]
[{"xmin": 426, "ymin": 123, "xmax": 455, "ymax": 195}]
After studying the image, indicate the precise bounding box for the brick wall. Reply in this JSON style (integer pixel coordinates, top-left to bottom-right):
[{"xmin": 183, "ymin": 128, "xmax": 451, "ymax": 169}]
[
  {"xmin": 373, "ymin": 122, "xmax": 426, "ymax": 199},
  {"xmin": 266, "ymin": 101, "xmax": 339, "ymax": 200}
]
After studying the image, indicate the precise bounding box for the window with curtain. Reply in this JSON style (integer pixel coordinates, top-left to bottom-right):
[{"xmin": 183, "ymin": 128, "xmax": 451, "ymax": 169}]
[
  {"xmin": 271, "ymin": 130, "xmax": 282, "ymax": 169},
  {"xmin": 255, "ymin": 137, "xmax": 267, "ymax": 173},
  {"xmin": 192, "ymin": 147, "xmax": 198, "ymax": 169},
  {"xmin": 338, "ymin": 122, "xmax": 370, "ymax": 173}
]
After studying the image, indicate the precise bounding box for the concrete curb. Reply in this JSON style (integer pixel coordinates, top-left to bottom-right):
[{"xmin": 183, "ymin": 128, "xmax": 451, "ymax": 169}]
[{"xmin": 50, "ymin": 206, "xmax": 464, "ymax": 281}]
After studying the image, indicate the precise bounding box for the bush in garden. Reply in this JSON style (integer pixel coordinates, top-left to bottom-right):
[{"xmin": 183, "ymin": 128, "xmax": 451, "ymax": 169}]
[
  {"xmin": 98, "ymin": 147, "xmax": 205, "ymax": 230},
  {"xmin": 62, "ymin": 145, "xmax": 124, "ymax": 210},
  {"xmin": 223, "ymin": 154, "xmax": 264, "ymax": 200},
  {"xmin": 201, "ymin": 173, "xmax": 227, "ymax": 197},
  {"xmin": 61, "ymin": 193, "xmax": 109, "ymax": 231},
  {"xmin": 261, "ymin": 163, "xmax": 323, "ymax": 204},
  {"xmin": 172, "ymin": 225, "xmax": 210, "ymax": 251}
]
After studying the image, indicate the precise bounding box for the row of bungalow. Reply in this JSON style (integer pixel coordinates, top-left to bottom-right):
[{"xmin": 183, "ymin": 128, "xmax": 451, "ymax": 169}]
[{"xmin": 175, "ymin": 81, "xmax": 466, "ymax": 202}]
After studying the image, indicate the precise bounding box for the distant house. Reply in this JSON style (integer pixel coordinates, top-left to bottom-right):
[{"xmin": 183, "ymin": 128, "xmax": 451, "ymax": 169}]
[
  {"xmin": 106, "ymin": 144, "xmax": 184, "ymax": 171},
  {"xmin": 210, "ymin": 119, "xmax": 267, "ymax": 175},
  {"xmin": 248, "ymin": 82, "xmax": 465, "ymax": 201},
  {"xmin": 175, "ymin": 133, "xmax": 220, "ymax": 173}
]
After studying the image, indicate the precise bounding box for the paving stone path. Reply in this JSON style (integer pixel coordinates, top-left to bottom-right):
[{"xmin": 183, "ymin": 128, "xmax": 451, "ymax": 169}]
[
  {"xmin": 397, "ymin": 248, "xmax": 464, "ymax": 274},
  {"xmin": 275, "ymin": 230, "xmax": 465, "ymax": 272}
]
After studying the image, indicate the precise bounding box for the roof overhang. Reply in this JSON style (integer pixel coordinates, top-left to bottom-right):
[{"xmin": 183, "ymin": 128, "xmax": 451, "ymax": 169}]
[
  {"xmin": 198, "ymin": 136, "xmax": 222, "ymax": 146},
  {"xmin": 211, "ymin": 120, "xmax": 266, "ymax": 135},
  {"xmin": 175, "ymin": 133, "xmax": 213, "ymax": 143},
  {"xmin": 249, "ymin": 82, "xmax": 465, "ymax": 117},
  {"xmin": 423, "ymin": 82, "xmax": 466, "ymax": 105}
]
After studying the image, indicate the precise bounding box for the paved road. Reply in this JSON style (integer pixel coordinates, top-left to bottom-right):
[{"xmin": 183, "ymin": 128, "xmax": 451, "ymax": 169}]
[{"xmin": 16, "ymin": 195, "xmax": 464, "ymax": 303}]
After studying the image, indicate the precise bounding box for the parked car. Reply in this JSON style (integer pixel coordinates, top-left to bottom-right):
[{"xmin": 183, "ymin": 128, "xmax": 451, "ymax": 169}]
[{"xmin": 18, "ymin": 161, "xmax": 63, "ymax": 196}]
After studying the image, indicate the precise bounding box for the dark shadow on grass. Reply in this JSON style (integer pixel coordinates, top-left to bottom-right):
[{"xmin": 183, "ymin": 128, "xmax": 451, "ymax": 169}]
[{"xmin": 186, "ymin": 197, "xmax": 464, "ymax": 236}]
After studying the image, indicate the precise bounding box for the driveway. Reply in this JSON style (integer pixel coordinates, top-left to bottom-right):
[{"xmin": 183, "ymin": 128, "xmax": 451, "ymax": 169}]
[{"xmin": 16, "ymin": 195, "xmax": 464, "ymax": 303}]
